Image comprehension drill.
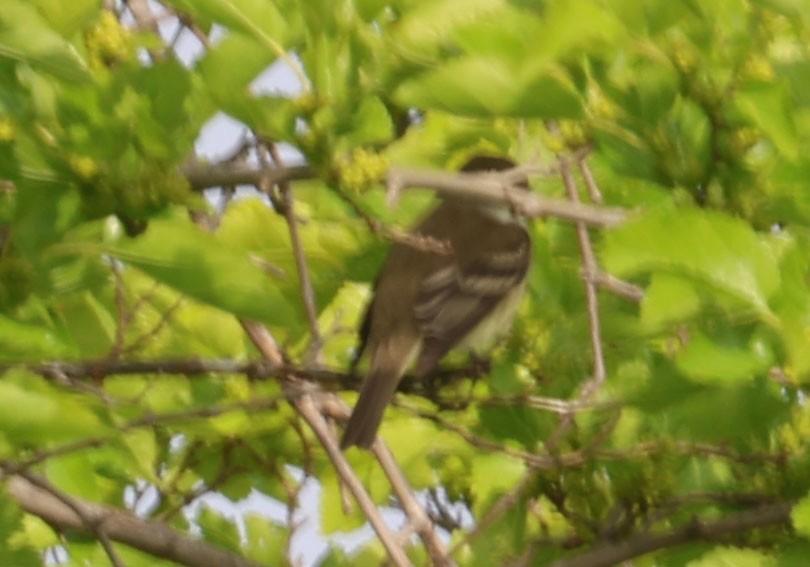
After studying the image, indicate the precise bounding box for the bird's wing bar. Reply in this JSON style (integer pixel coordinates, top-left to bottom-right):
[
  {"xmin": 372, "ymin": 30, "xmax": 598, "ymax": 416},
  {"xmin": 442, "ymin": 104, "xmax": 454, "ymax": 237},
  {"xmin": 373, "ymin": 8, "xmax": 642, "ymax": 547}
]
[{"xmin": 413, "ymin": 233, "xmax": 530, "ymax": 376}]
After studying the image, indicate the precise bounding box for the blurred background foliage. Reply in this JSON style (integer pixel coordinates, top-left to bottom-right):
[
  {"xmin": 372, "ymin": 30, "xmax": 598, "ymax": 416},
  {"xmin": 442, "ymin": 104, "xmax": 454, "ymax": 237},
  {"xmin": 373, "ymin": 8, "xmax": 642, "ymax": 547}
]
[{"xmin": 2, "ymin": 0, "xmax": 810, "ymax": 565}]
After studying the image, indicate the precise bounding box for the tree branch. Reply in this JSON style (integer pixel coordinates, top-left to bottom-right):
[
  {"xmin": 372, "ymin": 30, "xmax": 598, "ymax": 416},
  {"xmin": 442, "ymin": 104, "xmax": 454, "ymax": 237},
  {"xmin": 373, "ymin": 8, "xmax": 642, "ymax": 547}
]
[
  {"xmin": 265, "ymin": 142, "xmax": 323, "ymax": 364},
  {"xmin": 239, "ymin": 320, "xmax": 414, "ymax": 567},
  {"xmin": 181, "ymin": 161, "xmax": 314, "ymax": 192},
  {"xmin": 4, "ymin": 474, "xmax": 260, "ymax": 567},
  {"xmin": 545, "ymin": 147, "xmax": 608, "ymax": 451},
  {"xmin": 16, "ymin": 472, "xmax": 126, "ymax": 567},
  {"xmin": 180, "ymin": 161, "xmax": 629, "ymax": 228},
  {"xmin": 550, "ymin": 501, "xmax": 793, "ymax": 567},
  {"xmin": 385, "ymin": 167, "xmax": 628, "ymax": 227},
  {"xmin": 374, "ymin": 436, "xmax": 453, "ymax": 566}
]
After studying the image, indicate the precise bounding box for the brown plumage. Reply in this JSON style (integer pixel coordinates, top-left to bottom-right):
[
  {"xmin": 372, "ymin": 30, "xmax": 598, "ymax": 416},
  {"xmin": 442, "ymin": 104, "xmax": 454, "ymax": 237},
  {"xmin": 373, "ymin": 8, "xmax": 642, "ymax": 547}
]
[{"xmin": 341, "ymin": 157, "xmax": 531, "ymax": 449}]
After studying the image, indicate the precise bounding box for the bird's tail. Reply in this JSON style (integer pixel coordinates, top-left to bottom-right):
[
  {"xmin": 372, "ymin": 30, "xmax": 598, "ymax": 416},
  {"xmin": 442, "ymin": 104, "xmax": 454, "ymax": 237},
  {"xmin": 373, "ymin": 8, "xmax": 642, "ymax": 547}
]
[{"xmin": 341, "ymin": 346, "xmax": 411, "ymax": 449}]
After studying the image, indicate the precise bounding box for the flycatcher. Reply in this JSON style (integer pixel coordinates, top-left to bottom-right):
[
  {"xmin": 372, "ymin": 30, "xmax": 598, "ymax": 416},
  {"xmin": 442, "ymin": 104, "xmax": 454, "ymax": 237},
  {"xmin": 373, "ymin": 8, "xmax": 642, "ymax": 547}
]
[{"xmin": 341, "ymin": 156, "xmax": 532, "ymax": 449}]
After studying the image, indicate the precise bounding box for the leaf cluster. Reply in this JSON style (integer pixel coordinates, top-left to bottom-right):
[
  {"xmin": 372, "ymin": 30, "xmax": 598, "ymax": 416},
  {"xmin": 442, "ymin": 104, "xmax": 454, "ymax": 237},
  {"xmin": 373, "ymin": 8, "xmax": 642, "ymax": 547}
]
[{"xmin": 2, "ymin": 1, "xmax": 810, "ymax": 566}]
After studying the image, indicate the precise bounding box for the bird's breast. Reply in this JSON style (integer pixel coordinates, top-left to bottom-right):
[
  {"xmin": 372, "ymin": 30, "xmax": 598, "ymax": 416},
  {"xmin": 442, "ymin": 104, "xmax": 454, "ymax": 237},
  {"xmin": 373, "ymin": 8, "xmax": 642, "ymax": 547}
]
[{"xmin": 458, "ymin": 280, "xmax": 526, "ymax": 354}]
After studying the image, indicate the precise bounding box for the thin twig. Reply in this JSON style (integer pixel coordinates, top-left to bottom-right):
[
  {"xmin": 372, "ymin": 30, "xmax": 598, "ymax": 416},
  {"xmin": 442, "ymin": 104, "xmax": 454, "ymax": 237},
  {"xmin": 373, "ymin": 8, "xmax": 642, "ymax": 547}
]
[
  {"xmin": 122, "ymin": 395, "xmax": 282, "ymax": 430},
  {"xmin": 373, "ymin": 441, "xmax": 454, "ymax": 567},
  {"xmin": 122, "ymin": 0, "xmax": 165, "ymax": 61},
  {"xmin": 263, "ymin": 143, "xmax": 323, "ymax": 363},
  {"xmin": 122, "ymin": 297, "xmax": 183, "ymax": 356},
  {"xmin": 335, "ymin": 186, "xmax": 453, "ymax": 254},
  {"xmin": 593, "ymin": 270, "xmax": 644, "ymax": 302},
  {"xmin": 297, "ymin": 394, "xmax": 413, "ymax": 567},
  {"xmin": 123, "ymin": 0, "xmax": 160, "ymax": 34},
  {"xmin": 240, "ymin": 320, "xmax": 413, "ymax": 567},
  {"xmin": 1, "ymin": 438, "xmax": 107, "ymax": 473},
  {"xmin": 577, "ymin": 158, "xmax": 603, "ymax": 204},
  {"xmin": 178, "ymin": 15, "xmax": 212, "ymax": 49},
  {"xmin": 545, "ymin": 148, "xmax": 608, "ymax": 451}
]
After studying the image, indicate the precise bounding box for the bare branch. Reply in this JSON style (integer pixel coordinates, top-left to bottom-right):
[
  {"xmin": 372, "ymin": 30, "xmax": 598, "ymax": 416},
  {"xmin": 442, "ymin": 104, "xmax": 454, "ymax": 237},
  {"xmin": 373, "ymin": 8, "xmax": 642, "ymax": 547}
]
[
  {"xmin": 545, "ymin": 147, "xmax": 608, "ymax": 451},
  {"xmin": 334, "ymin": 186, "xmax": 454, "ymax": 254},
  {"xmin": 577, "ymin": 157, "xmax": 603, "ymax": 204},
  {"xmin": 297, "ymin": 394, "xmax": 414, "ymax": 567},
  {"xmin": 385, "ymin": 167, "xmax": 628, "ymax": 227},
  {"xmin": 180, "ymin": 161, "xmax": 629, "ymax": 228},
  {"xmin": 5, "ymin": 474, "xmax": 260, "ymax": 567},
  {"xmin": 123, "ymin": 0, "xmax": 161, "ymax": 35},
  {"xmin": 15, "ymin": 472, "xmax": 126, "ymax": 567},
  {"xmin": 561, "ymin": 153, "xmax": 607, "ymax": 391},
  {"xmin": 240, "ymin": 321, "xmax": 413, "ymax": 567},
  {"xmin": 373, "ymin": 441, "xmax": 454, "ymax": 567},
  {"xmin": 263, "ymin": 143, "xmax": 324, "ymax": 363},
  {"xmin": 593, "ymin": 270, "xmax": 644, "ymax": 302},
  {"xmin": 181, "ymin": 161, "xmax": 314, "ymax": 191}
]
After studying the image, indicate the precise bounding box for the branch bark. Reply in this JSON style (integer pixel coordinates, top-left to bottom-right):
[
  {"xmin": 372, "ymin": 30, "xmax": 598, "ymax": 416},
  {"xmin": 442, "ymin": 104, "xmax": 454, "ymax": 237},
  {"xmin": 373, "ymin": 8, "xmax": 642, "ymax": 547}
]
[
  {"xmin": 385, "ymin": 167, "xmax": 628, "ymax": 227},
  {"xmin": 5, "ymin": 474, "xmax": 260, "ymax": 567},
  {"xmin": 180, "ymin": 161, "xmax": 629, "ymax": 228},
  {"xmin": 240, "ymin": 321, "xmax": 414, "ymax": 567},
  {"xmin": 550, "ymin": 501, "xmax": 793, "ymax": 567}
]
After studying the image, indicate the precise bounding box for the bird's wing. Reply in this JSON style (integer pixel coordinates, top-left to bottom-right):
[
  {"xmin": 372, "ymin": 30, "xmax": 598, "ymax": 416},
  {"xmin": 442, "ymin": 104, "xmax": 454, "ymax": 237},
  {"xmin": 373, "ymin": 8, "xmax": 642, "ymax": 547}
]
[{"xmin": 413, "ymin": 230, "xmax": 530, "ymax": 376}]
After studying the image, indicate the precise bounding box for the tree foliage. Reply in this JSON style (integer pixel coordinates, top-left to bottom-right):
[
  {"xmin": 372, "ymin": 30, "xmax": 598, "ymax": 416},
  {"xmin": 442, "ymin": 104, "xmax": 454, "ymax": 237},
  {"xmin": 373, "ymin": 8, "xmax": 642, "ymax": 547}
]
[{"xmin": 1, "ymin": 0, "xmax": 810, "ymax": 566}]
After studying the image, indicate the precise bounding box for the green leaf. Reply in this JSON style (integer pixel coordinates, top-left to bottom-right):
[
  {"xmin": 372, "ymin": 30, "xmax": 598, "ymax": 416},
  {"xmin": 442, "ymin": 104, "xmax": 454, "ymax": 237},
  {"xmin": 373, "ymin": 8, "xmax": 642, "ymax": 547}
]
[
  {"xmin": 0, "ymin": 492, "xmax": 39, "ymax": 567},
  {"xmin": 641, "ymin": 273, "xmax": 701, "ymax": 329},
  {"xmin": 629, "ymin": 360, "xmax": 787, "ymax": 443},
  {"xmin": 792, "ymin": 493, "xmax": 810, "ymax": 538},
  {"xmin": 469, "ymin": 453, "xmax": 525, "ymax": 514},
  {"xmin": 33, "ymin": 0, "xmax": 99, "ymax": 38},
  {"xmin": 675, "ymin": 331, "xmax": 771, "ymax": 385},
  {"xmin": 395, "ymin": 56, "xmax": 582, "ymax": 118},
  {"xmin": 0, "ymin": 315, "xmax": 70, "ymax": 359},
  {"xmin": 170, "ymin": 0, "xmax": 291, "ymax": 50},
  {"xmin": 525, "ymin": 0, "xmax": 622, "ymax": 66},
  {"xmin": 232, "ymin": 95, "xmax": 298, "ymax": 142},
  {"xmin": 735, "ymin": 82, "xmax": 798, "ymax": 161},
  {"xmin": 101, "ymin": 214, "xmax": 297, "ymax": 329},
  {"xmin": 602, "ymin": 208, "xmax": 780, "ymax": 324},
  {"xmin": 778, "ymin": 541, "xmax": 810, "ymax": 566},
  {"xmin": 129, "ymin": 60, "xmax": 195, "ymax": 160},
  {"xmin": 0, "ymin": 1, "xmax": 91, "ymax": 83},
  {"xmin": 344, "ymin": 96, "xmax": 394, "ymax": 147},
  {"xmin": 196, "ymin": 32, "xmax": 298, "ymax": 136},
  {"xmin": 687, "ymin": 546, "xmax": 776, "ymax": 567},
  {"xmin": 196, "ymin": 504, "xmax": 241, "ymax": 553},
  {"xmin": 468, "ymin": 499, "xmax": 528, "ymax": 567},
  {"xmin": 243, "ymin": 514, "xmax": 287, "ymax": 562},
  {"xmin": 771, "ymin": 239, "xmax": 810, "ymax": 378},
  {"xmin": 0, "ymin": 371, "xmax": 109, "ymax": 446},
  {"xmin": 320, "ymin": 462, "xmax": 368, "ymax": 533},
  {"xmin": 120, "ymin": 430, "xmax": 158, "ymax": 480},
  {"xmin": 391, "ymin": 0, "xmax": 505, "ymax": 61},
  {"xmin": 55, "ymin": 290, "xmax": 116, "ymax": 356}
]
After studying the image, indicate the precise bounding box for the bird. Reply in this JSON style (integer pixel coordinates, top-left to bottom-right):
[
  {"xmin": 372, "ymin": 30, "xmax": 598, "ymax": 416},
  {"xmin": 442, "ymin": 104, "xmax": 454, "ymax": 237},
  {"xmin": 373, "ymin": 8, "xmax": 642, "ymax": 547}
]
[{"xmin": 340, "ymin": 155, "xmax": 532, "ymax": 449}]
